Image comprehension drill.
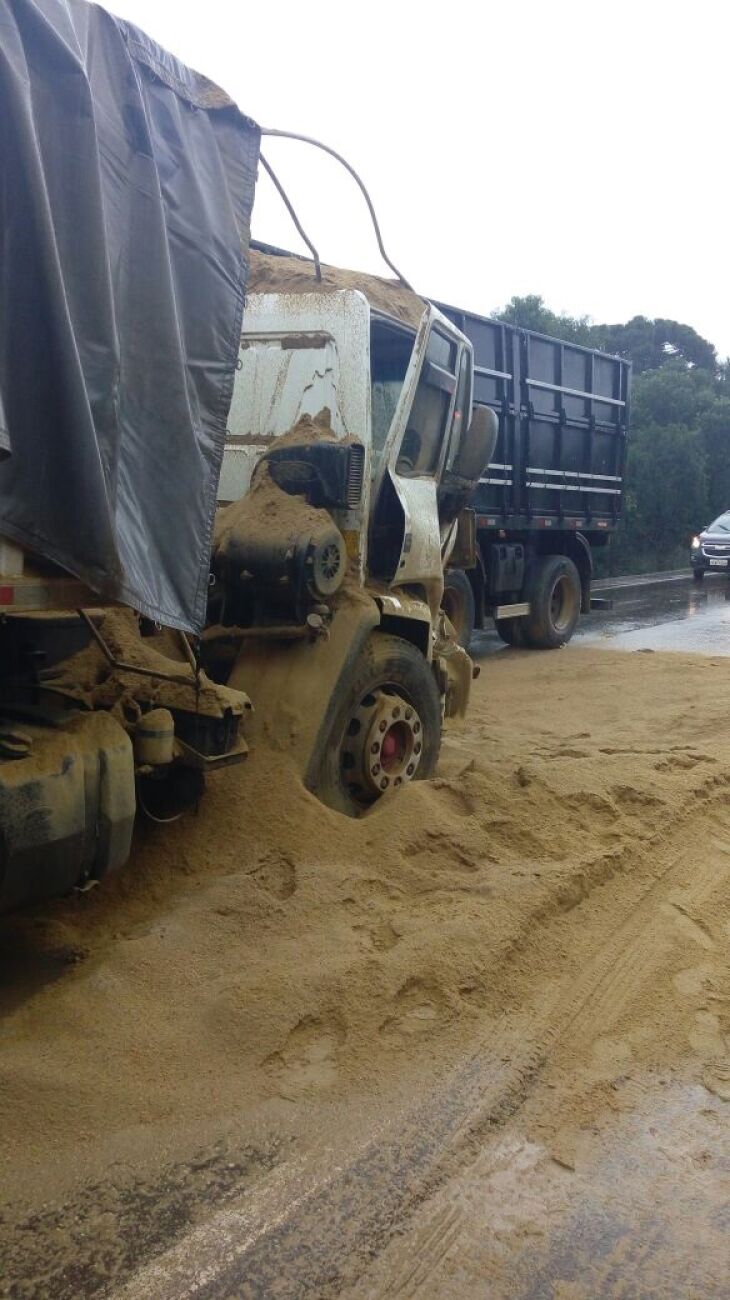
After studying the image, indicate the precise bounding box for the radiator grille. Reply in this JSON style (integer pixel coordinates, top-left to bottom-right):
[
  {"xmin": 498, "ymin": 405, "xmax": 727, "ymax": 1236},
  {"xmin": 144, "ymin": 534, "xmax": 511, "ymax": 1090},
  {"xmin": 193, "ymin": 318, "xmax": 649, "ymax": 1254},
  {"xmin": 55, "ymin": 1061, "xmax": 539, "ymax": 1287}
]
[{"xmin": 347, "ymin": 444, "xmax": 366, "ymax": 506}]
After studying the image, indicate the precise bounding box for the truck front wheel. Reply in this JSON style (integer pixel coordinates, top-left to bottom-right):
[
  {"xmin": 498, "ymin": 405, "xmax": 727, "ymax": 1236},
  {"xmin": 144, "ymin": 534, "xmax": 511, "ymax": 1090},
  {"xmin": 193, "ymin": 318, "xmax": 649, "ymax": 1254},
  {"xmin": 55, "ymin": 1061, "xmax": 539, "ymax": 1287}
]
[
  {"xmin": 315, "ymin": 633, "xmax": 442, "ymax": 816},
  {"xmin": 524, "ymin": 554, "xmax": 581, "ymax": 649},
  {"xmin": 441, "ymin": 569, "xmax": 475, "ymax": 649}
]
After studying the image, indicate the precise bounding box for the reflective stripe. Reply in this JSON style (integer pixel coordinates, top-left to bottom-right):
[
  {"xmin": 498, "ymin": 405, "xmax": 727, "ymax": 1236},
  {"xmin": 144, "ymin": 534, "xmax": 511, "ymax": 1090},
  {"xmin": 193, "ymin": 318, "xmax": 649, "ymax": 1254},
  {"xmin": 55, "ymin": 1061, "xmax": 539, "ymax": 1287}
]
[
  {"xmin": 475, "ymin": 364, "xmax": 512, "ymax": 380},
  {"xmin": 526, "ymin": 466, "xmax": 622, "ymax": 483},
  {"xmin": 526, "ymin": 481, "xmax": 622, "ymax": 495},
  {"xmin": 525, "ymin": 377, "xmax": 626, "ymax": 407}
]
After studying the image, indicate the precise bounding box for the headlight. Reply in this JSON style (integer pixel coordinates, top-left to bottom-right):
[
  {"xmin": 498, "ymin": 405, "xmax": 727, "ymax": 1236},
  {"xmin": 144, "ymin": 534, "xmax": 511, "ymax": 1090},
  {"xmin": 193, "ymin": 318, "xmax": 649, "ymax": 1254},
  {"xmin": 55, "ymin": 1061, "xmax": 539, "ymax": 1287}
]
[{"xmin": 691, "ymin": 536, "xmax": 701, "ymax": 548}]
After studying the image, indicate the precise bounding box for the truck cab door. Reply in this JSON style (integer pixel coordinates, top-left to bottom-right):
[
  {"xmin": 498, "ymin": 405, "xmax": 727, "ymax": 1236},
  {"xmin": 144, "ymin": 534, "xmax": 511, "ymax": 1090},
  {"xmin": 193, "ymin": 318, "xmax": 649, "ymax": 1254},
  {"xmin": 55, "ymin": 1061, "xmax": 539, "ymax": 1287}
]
[{"xmin": 370, "ymin": 306, "xmax": 472, "ymax": 614}]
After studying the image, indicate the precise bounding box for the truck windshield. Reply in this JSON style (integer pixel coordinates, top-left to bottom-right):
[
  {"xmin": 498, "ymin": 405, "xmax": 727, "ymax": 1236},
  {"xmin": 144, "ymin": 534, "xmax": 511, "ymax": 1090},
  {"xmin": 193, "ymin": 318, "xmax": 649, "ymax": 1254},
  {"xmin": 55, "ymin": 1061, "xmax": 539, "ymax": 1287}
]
[{"xmin": 370, "ymin": 317, "xmax": 414, "ymax": 461}]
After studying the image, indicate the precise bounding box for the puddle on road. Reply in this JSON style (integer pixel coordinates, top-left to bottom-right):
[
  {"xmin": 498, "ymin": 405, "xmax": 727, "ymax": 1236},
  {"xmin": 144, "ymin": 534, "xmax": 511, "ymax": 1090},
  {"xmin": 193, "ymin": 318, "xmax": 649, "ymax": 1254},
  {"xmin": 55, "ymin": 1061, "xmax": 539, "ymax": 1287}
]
[
  {"xmin": 578, "ymin": 576, "xmax": 730, "ymax": 655},
  {"xmin": 348, "ymin": 1079, "xmax": 730, "ymax": 1300},
  {"xmin": 508, "ymin": 1081, "xmax": 730, "ymax": 1300},
  {"xmin": 473, "ymin": 576, "xmax": 730, "ymax": 658}
]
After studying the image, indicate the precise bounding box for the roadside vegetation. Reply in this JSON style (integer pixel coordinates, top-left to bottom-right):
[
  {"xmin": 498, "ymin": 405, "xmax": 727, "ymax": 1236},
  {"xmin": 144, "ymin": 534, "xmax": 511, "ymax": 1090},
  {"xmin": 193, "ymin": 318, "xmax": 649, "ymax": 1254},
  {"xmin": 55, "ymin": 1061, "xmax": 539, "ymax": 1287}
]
[{"xmin": 494, "ymin": 296, "xmax": 730, "ymax": 575}]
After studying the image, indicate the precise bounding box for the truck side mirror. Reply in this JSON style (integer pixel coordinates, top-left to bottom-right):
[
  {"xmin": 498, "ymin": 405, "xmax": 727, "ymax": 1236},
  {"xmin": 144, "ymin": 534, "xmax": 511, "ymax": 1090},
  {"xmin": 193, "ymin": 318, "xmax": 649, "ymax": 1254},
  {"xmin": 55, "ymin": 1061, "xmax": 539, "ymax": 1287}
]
[
  {"xmin": 451, "ymin": 406, "xmax": 498, "ymax": 485},
  {"xmin": 438, "ymin": 406, "xmax": 498, "ymax": 529}
]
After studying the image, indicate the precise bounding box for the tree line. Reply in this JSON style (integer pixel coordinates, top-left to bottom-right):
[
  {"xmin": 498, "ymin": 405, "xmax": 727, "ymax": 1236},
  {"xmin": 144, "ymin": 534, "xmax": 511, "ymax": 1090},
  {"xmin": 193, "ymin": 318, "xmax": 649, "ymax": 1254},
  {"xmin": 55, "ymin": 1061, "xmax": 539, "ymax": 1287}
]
[{"xmin": 493, "ymin": 295, "xmax": 730, "ymax": 574}]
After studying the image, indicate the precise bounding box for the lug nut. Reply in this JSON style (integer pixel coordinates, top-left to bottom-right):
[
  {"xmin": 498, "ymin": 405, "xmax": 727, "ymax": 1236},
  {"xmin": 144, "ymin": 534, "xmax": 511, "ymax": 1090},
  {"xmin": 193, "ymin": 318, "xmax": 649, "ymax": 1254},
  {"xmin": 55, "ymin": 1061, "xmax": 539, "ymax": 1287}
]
[
  {"xmin": 379, "ymin": 720, "xmax": 387, "ymax": 732},
  {"xmin": 392, "ymin": 706, "xmax": 400, "ymax": 718},
  {"xmin": 371, "ymin": 741, "xmax": 379, "ymax": 754},
  {"xmin": 406, "ymin": 763, "xmax": 415, "ymax": 776},
  {"xmin": 413, "ymin": 721, "xmax": 421, "ymax": 734},
  {"xmin": 380, "ymin": 777, "xmax": 388, "ymax": 790},
  {"xmin": 405, "ymin": 708, "xmax": 413, "ymax": 720},
  {"xmin": 414, "ymin": 742, "xmax": 422, "ymax": 755},
  {"xmin": 371, "ymin": 763, "xmax": 380, "ymax": 775}
]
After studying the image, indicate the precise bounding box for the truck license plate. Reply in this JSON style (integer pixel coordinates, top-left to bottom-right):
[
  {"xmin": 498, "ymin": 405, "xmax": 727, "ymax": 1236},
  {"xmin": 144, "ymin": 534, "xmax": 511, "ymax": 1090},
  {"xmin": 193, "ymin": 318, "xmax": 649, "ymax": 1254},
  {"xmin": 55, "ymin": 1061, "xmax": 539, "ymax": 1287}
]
[{"xmin": 709, "ymin": 558, "xmax": 728, "ymax": 566}]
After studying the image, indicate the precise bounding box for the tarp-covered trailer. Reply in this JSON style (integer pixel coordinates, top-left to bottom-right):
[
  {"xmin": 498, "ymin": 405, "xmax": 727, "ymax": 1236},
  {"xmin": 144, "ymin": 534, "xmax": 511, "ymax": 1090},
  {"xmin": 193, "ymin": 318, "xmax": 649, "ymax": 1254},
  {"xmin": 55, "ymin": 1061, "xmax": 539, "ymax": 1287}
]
[
  {"xmin": 0, "ymin": 0, "xmax": 260, "ymax": 911},
  {"xmin": 0, "ymin": 0, "xmax": 260, "ymax": 633}
]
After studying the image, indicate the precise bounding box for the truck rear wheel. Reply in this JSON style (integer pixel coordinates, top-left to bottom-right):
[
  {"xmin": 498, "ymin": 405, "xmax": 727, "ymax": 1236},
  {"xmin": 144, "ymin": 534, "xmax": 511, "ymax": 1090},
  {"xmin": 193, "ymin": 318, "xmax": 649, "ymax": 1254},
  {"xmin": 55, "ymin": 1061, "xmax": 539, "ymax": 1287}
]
[
  {"xmin": 524, "ymin": 554, "xmax": 581, "ymax": 649},
  {"xmin": 441, "ymin": 569, "xmax": 475, "ymax": 649},
  {"xmin": 315, "ymin": 632, "xmax": 442, "ymax": 817}
]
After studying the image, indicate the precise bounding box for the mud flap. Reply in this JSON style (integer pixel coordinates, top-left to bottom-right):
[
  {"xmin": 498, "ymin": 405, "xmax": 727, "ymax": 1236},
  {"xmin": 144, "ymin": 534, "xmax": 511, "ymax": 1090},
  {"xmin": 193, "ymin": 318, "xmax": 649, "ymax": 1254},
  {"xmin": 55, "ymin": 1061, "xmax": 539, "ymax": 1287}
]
[
  {"xmin": 227, "ymin": 594, "xmax": 380, "ymax": 788},
  {"xmin": 433, "ymin": 613, "xmax": 474, "ymax": 721}
]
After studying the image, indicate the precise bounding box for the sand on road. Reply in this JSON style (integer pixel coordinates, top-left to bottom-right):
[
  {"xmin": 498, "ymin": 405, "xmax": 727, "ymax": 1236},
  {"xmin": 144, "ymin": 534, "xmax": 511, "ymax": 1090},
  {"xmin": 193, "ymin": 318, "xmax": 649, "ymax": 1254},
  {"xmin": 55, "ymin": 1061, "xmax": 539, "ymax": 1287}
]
[{"xmin": 2, "ymin": 642, "xmax": 729, "ymax": 1297}]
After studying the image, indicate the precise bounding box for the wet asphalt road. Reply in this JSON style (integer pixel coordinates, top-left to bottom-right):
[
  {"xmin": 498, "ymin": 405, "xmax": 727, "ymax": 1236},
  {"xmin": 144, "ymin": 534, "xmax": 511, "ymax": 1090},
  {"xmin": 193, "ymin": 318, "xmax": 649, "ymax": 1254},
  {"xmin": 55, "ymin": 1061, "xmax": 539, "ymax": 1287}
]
[{"xmin": 472, "ymin": 570, "xmax": 730, "ymax": 658}]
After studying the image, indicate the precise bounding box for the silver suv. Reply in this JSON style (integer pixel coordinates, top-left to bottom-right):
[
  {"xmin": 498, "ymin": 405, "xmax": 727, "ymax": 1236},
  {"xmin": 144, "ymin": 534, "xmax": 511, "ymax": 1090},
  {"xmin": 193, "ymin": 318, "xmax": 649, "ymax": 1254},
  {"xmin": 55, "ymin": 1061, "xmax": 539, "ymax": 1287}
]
[{"xmin": 691, "ymin": 511, "xmax": 730, "ymax": 581}]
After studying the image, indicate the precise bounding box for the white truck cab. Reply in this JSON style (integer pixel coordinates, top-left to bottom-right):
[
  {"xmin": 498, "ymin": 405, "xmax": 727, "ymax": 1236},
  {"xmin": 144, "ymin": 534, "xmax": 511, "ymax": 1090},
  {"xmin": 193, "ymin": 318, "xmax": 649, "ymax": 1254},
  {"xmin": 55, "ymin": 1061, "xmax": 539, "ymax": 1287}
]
[
  {"xmin": 220, "ymin": 290, "xmax": 478, "ymax": 617},
  {"xmin": 209, "ymin": 284, "xmax": 496, "ymax": 816}
]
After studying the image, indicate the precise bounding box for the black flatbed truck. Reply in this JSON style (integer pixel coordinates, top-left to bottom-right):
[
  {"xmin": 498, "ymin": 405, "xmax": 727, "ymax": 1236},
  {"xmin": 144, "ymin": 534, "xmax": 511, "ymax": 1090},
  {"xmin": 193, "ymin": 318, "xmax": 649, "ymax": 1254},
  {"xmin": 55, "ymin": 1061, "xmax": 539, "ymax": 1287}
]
[{"xmin": 436, "ymin": 303, "xmax": 631, "ymax": 648}]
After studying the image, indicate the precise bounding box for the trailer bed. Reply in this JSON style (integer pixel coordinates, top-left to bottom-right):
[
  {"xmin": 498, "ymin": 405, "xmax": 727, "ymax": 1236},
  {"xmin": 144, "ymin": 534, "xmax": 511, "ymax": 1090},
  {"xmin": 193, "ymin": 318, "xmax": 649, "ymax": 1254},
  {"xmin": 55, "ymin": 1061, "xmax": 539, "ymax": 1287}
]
[{"xmin": 436, "ymin": 304, "xmax": 630, "ymax": 535}]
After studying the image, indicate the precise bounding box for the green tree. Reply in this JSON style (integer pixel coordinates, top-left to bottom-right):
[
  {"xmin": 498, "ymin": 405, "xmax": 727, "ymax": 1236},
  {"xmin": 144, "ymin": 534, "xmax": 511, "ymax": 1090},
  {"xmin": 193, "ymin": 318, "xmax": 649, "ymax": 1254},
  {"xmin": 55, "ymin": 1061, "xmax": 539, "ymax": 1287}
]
[
  {"xmin": 632, "ymin": 361, "xmax": 715, "ymax": 428},
  {"xmin": 699, "ymin": 397, "xmax": 730, "ymax": 518},
  {"xmin": 492, "ymin": 295, "xmax": 595, "ymax": 345},
  {"xmin": 612, "ymin": 363, "xmax": 715, "ymax": 569},
  {"xmin": 599, "ymin": 316, "xmax": 717, "ymax": 374},
  {"xmin": 613, "ymin": 422, "xmax": 708, "ymax": 571}
]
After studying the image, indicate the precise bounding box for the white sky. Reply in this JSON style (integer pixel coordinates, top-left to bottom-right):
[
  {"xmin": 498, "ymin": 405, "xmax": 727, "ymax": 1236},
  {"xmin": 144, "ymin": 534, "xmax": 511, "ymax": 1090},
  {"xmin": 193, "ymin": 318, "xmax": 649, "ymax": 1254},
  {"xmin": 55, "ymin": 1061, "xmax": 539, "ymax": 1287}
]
[{"xmin": 110, "ymin": 0, "xmax": 730, "ymax": 359}]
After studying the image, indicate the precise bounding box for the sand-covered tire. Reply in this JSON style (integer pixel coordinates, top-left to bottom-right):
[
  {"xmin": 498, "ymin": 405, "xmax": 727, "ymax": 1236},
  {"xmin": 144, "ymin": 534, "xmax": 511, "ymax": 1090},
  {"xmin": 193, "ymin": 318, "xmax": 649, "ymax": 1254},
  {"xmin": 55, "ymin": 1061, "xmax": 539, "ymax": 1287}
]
[
  {"xmin": 494, "ymin": 617, "xmax": 527, "ymax": 647},
  {"xmin": 316, "ymin": 633, "xmax": 442, "ymax": 817},
  {"xmin": 441, "ymin": 569, "xmax": 475, "ymax": 649},
  {"xmin": 524, "ymin": 554, "xmax": 581, "ymax": 649}
]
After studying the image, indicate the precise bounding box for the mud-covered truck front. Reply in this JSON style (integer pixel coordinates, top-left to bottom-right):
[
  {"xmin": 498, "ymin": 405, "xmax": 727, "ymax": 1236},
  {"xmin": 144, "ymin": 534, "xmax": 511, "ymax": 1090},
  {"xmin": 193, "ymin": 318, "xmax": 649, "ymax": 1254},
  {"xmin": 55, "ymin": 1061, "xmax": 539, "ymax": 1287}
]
[
  {"xmin": 435, "ymin": 306, "xmax": 631, "ymax": 649},
  {"xmin": 0, "ymin": 0, "xmax": 259, "ymax": 912},
  {"xmin": 202, "ymin": 249, "xmax": 497, "ymax": 816}
]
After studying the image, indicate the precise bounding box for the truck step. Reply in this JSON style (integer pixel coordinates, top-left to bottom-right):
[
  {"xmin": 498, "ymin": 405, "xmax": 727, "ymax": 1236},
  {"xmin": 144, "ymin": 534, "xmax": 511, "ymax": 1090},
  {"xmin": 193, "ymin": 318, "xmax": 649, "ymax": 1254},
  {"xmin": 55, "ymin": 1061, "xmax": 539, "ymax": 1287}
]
[{"xmin": 494, "ymin": 601, "xmax": 530, "ymax": 620}]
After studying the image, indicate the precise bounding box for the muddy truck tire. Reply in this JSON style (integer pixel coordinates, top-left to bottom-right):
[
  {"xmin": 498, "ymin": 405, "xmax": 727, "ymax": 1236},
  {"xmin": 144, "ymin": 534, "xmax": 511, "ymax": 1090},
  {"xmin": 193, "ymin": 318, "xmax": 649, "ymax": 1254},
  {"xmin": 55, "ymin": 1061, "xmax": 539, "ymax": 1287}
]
[
  {"xmin": 441, "ymin": 569, "xmax": 475, "ymax": 650},
  {"xmin": 524, "ymin": 554, "xmax": 581, "ymax": 649},
  {"xmin": 316, "ymin": 632, "xmax": 442, "ymax": 816}
]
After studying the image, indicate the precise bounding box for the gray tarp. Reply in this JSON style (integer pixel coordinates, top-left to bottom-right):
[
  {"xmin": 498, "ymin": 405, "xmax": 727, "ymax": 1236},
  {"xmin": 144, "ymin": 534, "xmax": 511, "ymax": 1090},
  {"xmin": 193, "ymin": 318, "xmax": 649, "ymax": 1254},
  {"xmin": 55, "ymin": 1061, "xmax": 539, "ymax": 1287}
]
[{"xmin": 0, "ymin": 0, "xmax": 260, "ymax": 631}]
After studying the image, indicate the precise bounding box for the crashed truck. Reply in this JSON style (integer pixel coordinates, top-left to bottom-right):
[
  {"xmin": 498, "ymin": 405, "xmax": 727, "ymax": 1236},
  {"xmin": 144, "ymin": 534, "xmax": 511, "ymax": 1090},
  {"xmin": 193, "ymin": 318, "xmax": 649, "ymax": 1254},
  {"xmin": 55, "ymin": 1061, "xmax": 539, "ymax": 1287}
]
[
  {"xmin": 0, "ymin": 0, "xmax": 496, "ymax": 912},
  {"xmin": 251, "ymin": 245, "xmax": 632, "ymax": 653}
]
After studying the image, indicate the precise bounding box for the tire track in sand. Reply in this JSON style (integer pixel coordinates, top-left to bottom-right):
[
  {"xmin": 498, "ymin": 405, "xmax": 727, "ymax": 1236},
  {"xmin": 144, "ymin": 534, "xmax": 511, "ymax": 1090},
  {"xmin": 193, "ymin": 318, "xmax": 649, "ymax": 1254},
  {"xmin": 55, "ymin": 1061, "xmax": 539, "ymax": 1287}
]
[
  {"xmin": 348, "ymin": 809, "xmax": 730, "ymax": 1299},
  {"xmin": 114, "ymin": 789, "xmax": 730, "ymax": 1300}
]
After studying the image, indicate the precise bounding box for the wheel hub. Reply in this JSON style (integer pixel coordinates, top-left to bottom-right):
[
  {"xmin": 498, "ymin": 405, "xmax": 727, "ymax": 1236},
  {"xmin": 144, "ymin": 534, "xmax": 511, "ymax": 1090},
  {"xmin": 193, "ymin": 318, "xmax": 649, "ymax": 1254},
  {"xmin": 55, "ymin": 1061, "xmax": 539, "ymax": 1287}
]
[
  {"xmin": 341, "ymin": 689, "xmax": 424, "ymax": 799},
  {"xmin": 549, "ymin": 574, "xmax": 577, "ymax": 633},
  {"xmin": 550, "ymin": 579, "xmax": 565, "ymax": 623}
]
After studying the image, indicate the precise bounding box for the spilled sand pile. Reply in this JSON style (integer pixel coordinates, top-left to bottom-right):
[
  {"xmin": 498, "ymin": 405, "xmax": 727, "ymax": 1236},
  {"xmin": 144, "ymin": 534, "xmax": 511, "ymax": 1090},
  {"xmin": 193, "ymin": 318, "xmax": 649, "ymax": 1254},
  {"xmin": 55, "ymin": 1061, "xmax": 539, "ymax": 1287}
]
[
  {"xmin": 2, "ymin": 643, "xmax": 730, "ymax": 1293},
  {"xmin": 247, "ymin": 248, "xmax": 427, "ymax": 329}
]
